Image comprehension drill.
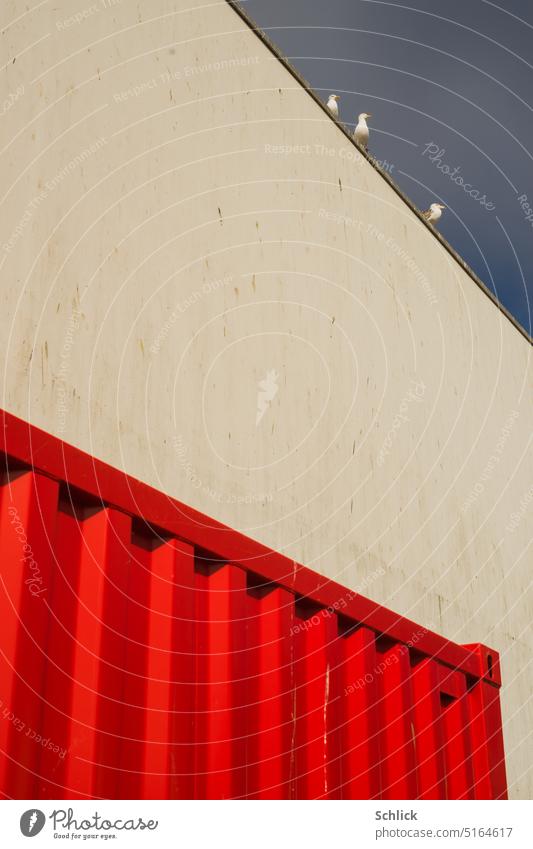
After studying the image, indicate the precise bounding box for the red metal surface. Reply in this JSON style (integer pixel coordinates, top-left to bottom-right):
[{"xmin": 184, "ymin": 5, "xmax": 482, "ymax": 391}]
[{"xmin": 0, "ymin": 410, "xmax": 508, "ymax": 799}]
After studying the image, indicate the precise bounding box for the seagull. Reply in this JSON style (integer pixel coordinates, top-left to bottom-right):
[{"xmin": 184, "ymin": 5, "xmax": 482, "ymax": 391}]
[
  {"xmin": 327, "ymin": 94, "xmax": 340, "ymax": 118},
  {"xmin": 423, "ymin": 203, "xmax": 446, "ymax": 225},
  {"xmin": 354, "ymin": 113, "xmax": 372, "ymax": 149}
]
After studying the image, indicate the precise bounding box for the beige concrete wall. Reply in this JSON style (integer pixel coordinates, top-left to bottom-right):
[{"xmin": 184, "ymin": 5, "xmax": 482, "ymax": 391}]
[{"xmin": 0, "ymin": 0, "xmax": 531, "ymax": 796}]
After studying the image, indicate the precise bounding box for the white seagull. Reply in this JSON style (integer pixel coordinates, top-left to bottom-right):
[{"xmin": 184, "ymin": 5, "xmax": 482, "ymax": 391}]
[
  {"xmin": 327, "ymin": 94, "xmax": 340, "ymax": 118},
  {"xmin": 354, "ymin": 112, "xmax": 372, "ymax": 149},
  {"xmin": 423, "ymin": 203, "xmax": 446, "ymax": 225}
]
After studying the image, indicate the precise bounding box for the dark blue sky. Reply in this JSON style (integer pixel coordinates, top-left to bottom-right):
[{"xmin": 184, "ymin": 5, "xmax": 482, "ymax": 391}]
[{"xmin": 242, "ymin": 0, "xmax": 533, "ymax": 336}]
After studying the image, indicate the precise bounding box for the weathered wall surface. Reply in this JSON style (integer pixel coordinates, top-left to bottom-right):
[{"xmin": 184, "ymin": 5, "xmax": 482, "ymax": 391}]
[{"xmin": 0, "ymin": 0, "xmax": 531, "ymax": 796}]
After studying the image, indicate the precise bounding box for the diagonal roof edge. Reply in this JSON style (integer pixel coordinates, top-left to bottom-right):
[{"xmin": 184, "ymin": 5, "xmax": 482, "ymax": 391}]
[{"xmin": 226, "ymin": 0, "xmax": 532, "ymax": 346}]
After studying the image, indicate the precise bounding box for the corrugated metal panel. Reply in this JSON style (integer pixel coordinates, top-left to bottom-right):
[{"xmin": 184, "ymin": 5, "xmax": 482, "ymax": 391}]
[{"xmin": 0, "ymin": 411, "xmax": 507, "ymax": 799}]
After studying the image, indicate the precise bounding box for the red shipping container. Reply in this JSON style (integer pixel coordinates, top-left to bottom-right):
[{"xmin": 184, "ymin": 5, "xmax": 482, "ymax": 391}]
[{"xmin": 0, "ymin": 410, "xmax": 507, "ymax": 799}]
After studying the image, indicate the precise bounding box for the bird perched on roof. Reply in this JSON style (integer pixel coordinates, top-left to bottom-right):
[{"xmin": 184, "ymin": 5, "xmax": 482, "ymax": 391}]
[
  {"xmin": 327, "ymin": 94, "xmax": 340, "ymax": 118},
  {"xmin": 423, "ymin": 203, "xmax": 446, "ymax": 225},
  {"xmin": 354, "ymin": 113, "xmax": 372, "ymax": 149}
]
